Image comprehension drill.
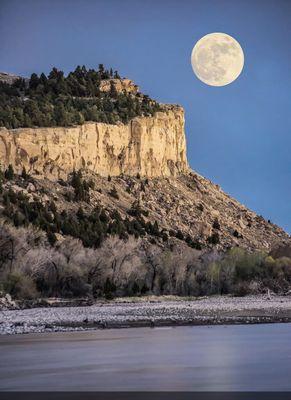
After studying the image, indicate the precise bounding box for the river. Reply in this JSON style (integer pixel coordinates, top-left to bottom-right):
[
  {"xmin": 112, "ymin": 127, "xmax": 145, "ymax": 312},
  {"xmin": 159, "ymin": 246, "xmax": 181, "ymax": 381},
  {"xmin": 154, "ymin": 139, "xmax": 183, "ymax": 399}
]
[{"xmin": 1, "ymin": 323, "xmax": 291, "ymax": 391}]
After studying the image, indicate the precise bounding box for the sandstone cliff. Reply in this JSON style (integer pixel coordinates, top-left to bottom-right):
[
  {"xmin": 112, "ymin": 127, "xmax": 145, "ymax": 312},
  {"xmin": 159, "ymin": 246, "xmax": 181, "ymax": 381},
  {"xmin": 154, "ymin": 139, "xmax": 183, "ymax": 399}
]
[{"xmin": 0, "ymin": 105, "xmax": 188, "ymax": 180}]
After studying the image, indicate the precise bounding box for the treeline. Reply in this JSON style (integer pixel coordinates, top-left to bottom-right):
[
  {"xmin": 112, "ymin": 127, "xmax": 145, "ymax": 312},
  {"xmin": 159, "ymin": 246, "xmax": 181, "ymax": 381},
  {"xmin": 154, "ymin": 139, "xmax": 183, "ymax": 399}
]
[
  {"xmin": 0, "ymin": 221, "xmax": 291, "ymax": 300},
  {"xmin": 0, "ymin": 65, "xmax": 161, "ymax": 128},
  {"xmin": 204, "ymin": 248, "xmax": 291, "ymax": 296}
]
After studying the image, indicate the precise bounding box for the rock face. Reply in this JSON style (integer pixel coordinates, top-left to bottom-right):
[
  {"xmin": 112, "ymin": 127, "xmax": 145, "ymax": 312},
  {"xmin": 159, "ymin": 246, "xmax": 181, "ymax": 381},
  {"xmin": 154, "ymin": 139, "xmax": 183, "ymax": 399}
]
[
  {"xmin": 0, "ymin": 105, "xmax": 188, "ymax": 180},
  {"xmin": 0, "ymin": 72, "xmax": 22, "ymax": 85},
  {"xmin": 99, "ymin": 78, "xmax": 139, "ymax": 94}
]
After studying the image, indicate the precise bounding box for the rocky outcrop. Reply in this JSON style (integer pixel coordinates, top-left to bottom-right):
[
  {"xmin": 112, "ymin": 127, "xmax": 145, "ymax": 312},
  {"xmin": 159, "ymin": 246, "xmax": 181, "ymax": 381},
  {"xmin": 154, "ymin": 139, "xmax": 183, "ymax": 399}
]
[
  {"xmin": 99, "ymin": 78, "xmax": 139, "ymax": 94},
  {"xmin": 0, "ymin": 105, "xmax": 188, "ymax": 180},
  {"xmin": 0, "ymin": 72, "xmax": 23, "ymax": 85},
  {"xmin": 0, "ymin": 293, "xmax": 18, "ymax": 310}
]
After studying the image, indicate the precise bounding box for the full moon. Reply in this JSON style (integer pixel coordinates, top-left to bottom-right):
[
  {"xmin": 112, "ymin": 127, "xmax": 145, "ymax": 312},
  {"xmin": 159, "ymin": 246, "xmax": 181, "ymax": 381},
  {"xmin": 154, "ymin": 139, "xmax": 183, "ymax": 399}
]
[{"xmin": 191, "ymin": 32, "xmax": 244, "ymax": 86}]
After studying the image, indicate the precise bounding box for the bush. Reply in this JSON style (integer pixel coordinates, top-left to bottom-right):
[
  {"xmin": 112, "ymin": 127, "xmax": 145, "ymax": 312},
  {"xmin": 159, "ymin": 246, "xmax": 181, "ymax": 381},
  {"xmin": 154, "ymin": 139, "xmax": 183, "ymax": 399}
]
[
  {"xmin": 128, "ymin": 201, "xmax": 148, "ymax": 217},
  {"xmin": 47, "ymin": 231, "xmax": 57, "ymax": 246},
  {"xmin": 208, "ymin": 232, "xmax": 220, "ymax": 245},
  {"xmin": 35, "ymin": 260, "xmax": 91, "ymax": 298},
  {"xmin": 58, "ymin": 269, "xmax": 91, "ymax": 297},
  {"xmin": 3, "ymin": 272, "xmax": 39, "ymax": 299},
  {"xmin": 233, "ymin": 281, "xmax": 252, "ymax": 297},
  {"xmin": 176, "ymin": 230, "xmax": 184, "ymax": 240},
  {"xmin": 197, "ymin": 204, "xmax": 204, "ymax": 212},
  {"xmin": 109, "ymin": 186, "xmax": 119, "ymax": 199},
  {"xmin": 234, "ymin": 251, "xmax": 264, "ymax": 281},
  {"xmin": 104, "ymin": 277, "xmax": 116, "ymax": 300},
  {"xmin": 233, "ymin": 229, "xmax": 243, "ymax": 238},
  {"xmin": 213, "ymin": 218, "xmax": 220, "ymax": 230}
]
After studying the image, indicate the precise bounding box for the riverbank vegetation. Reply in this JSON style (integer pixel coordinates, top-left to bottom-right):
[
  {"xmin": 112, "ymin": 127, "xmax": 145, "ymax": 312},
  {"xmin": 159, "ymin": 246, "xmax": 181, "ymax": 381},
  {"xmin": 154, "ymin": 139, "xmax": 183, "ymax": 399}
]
[{"xmin": 0, "ymin": 221, "xmax": 290, "ymax": 301}]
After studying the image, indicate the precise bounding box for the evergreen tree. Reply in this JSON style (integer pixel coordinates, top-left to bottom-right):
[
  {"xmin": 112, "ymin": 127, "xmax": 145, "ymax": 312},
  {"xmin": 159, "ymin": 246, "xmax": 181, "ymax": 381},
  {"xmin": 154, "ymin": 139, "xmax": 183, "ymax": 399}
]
[
  {"xmin": 109, "ymin": 81, "xmax": 118, "ymax": 99},
  {"xmin": 54, "ymin": 103, "xmax": 70, "ymax": 126},
  {"xmin": 4, "ymin": 164, "xmax": 14, "ymax": 180},
  {"xmin": 39, "ymin": 73, "xmax": 48, "ymax": 86},
  {"xmin": 114, "ymin": 70, "xmax": 120, "ymax": 79},
  {"xmin": 77, "ymin": 206, "xmax": 85, "ymax": 220},
  {"xmin": 98, "ymin": 64, "xmax": 105, "ymax": 75},
  {"xmin": 29, "ymin": 73, "xmax": 39, "ymax": 90},
  {"xmin": 21, "ymin": 166, "xmax": 28, "ymax": 180},
  {"xmin": 0, "ymin": 65, "xmax": 161, "ymax": 129}
]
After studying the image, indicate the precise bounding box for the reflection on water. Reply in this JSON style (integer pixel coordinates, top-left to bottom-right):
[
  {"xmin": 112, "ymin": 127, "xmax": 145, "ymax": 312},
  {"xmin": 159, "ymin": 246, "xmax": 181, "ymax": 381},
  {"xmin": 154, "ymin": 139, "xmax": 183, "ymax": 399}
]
[{"xmin": 1, "ymin": 323, "xmax": 291, "ymax": 391}]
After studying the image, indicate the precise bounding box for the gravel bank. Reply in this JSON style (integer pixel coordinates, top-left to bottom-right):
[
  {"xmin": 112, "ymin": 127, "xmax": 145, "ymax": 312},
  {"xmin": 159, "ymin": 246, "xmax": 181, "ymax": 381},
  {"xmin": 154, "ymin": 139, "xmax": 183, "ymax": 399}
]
[{"xmin": 1, "ymin": 295, "xmax": 291, "ymax": 335}]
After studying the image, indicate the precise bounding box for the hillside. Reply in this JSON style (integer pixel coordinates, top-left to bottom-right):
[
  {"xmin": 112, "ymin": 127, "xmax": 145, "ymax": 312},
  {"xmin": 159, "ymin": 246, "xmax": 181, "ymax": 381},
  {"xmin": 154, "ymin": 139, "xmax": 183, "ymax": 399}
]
[
  {"xmin": 0, "ymin": 67, "xmax": 290, "ymax": 301},
  {"xmin": 1, "ymin": 169, "xmax": 288, "ymax": 252},
  {"xmin": 0, "ymin": 168, "xmax": 290, "ymax": 300}
]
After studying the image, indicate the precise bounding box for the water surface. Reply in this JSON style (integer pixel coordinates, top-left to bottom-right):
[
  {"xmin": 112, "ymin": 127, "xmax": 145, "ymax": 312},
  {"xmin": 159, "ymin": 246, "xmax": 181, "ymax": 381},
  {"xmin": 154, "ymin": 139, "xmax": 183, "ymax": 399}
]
[{"xmin": 1, "ymin": 323, "xmax": 291, "ymax": 391}]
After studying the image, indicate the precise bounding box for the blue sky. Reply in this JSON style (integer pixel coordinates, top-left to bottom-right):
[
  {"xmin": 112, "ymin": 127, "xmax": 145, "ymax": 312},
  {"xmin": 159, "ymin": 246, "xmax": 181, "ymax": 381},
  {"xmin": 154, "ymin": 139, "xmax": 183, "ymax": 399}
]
[{"xmin": 0, "ymin": 0, "xmax": 290, "ymax": 233}]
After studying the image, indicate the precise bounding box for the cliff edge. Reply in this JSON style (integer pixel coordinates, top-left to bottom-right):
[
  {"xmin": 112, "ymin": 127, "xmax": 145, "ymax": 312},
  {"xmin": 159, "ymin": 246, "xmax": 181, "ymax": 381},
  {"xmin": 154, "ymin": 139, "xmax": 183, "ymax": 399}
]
[{"xmin": 0, "ymin": 105, "xmax": 188, "ymax": 180}]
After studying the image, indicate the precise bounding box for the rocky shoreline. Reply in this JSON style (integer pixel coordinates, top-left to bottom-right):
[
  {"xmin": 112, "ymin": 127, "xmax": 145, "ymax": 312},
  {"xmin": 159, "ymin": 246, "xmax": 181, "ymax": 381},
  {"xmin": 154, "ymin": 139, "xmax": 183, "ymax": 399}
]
[{"xmin": 1, "ymin": 295, "xmax": 291, "ymax": 335}]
